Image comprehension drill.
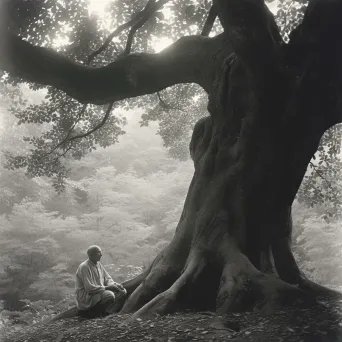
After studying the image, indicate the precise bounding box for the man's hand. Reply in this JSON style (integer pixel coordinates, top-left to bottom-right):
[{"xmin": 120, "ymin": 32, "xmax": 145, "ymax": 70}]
[
  {"xmin": 106, "ymin": 283, "xmax": 125, "ymax": 292},
  {"xmin": 115, "ymin": 283, "xmax": 126, "ymax": 291},
  {"xmin": 105, "ymin": 285, "xmax": 116, "ymax": 291}
]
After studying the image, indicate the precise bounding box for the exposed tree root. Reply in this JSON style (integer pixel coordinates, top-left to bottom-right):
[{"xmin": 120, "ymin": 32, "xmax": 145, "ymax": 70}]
[
  {"xmin": 121, "ymin": 226, "xmax": 196, "ymax": 314},
  {"xmin": 272, "ymin": 237, "xmax": 342, "ymax": 299},
  {"xmin": 121, "ymin": 261, "xmax": 184, "ymax": 314},
  {"xmin": 119, "ymin": 228, "xmax": 342, "ymax": 322},
  {"xmin": 48, "ymin": 306, "xmax": 79, "ymax": 323},
  {"xmin": 121, "ymin": 240, "xmax": 341, "ymax": 323},
  {"xmin": 122, "ymin": 263, "xmax": 153, "ymax": 296},
  {"xmin": 216, "ymin": 249, "xmax": 312, "ymax": 315},
  {"xmin": 124, "ymin": 252, "xmax": 208, "ymax": 322}
]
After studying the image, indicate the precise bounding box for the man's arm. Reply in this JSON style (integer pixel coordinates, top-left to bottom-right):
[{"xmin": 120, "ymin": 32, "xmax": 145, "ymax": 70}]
[
  {"xmin": 102, "ymin": 264, "xmax": 125, "ymax": 291},
  {"xmin": 102, "ymin": 266, "xmax": 115, "ymax": 287}
]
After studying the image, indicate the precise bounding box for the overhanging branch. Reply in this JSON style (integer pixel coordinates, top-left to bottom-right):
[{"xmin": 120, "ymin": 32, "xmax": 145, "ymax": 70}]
[
  {"xmin": 7, "ymin": 0, "xmax": 174, "ymax": 160},
  {"xmin": 0, "ymin": 32, "xmax": 216, "ymax": 105}
]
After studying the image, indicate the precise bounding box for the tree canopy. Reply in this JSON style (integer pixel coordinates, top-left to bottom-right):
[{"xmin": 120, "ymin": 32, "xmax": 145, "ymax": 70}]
[
  {"xmin": 0, "ymin": 0, "xmax": 340, "ymax": 219},
  {"xmin": 0, "ymin": 0, "xmax": 341, "ymax": 218},
  {"xmin": 0, "ymin": 0, "xmax": 340, "ymax": 216}
]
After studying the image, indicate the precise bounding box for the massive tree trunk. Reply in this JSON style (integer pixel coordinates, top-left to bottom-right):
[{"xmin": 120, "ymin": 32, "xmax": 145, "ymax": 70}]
[
  {"xmin": 119, "ymin": 0, "xmax": 342, "ymax": 317},
  {"xmin": 1, "ymin": 0, "xmax": 342, "ymax": 318}
]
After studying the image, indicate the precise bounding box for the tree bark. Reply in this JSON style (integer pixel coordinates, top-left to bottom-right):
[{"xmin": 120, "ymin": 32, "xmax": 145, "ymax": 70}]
[{"xmin": 1, "ymin": 0, "xmax": 342, "ymax": 319}]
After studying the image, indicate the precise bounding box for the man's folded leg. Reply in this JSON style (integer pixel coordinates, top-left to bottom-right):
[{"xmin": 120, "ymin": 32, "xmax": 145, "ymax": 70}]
[{"xmin": 104, "ymin": 289, "xmax": 127, "ymax": 314}]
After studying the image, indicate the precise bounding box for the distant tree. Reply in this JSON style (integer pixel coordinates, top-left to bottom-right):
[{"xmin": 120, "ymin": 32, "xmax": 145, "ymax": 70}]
[
  {"xmin": 0, "ymin": 237, "xmax": 57, "ymax": 310},
  {"xmin": 1, "ymin": 0, "xmax": 342, "ymax": 317},
  {"xmin": 27, "ymin": 263, "xmax": 74, "ymax": 302},
  {"xmin": 0, "ymin": 204, "xmax": 78, "ymax": 310}
]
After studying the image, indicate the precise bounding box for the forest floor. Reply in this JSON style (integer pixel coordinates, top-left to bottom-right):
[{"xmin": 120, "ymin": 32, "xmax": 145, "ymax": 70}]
[{"xmin": 4, "ymin": 298, "xmax": 342, "ymax": 342}]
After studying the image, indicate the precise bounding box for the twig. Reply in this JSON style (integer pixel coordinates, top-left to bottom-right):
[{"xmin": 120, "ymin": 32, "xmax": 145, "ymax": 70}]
[
  {"xmin": 157, "ymin": 91, "xmax": 186, "ymax": 113},
  {"xmin": 124, "ymin": 15, "xmax": 148, "ymax": 55},
  {"xmin": 124, "ymin": 0, "xmax": 171, "ymax": 55},
  {"xmin": 87, "ymin": 0, "xmax": 170, "ymax": 64},
  {"xmin": 52, "ymin": 145, "xmax": 73, "ymax": 164},
  {"xmin": 157, "ymin": 92, "xmax": 171, "ymax": 110},
  {"xmin": 87, "ymin": 18, "xmax": 141, "ymax": 64},
  {"xmin": 157, "ymin": 92, "xmax": 172, "ymax": 117},
  {"xmin": 65, "ymin": 102, "xmax": 114, "ymax": 143},
  {"xmin": 309, "ymin": 162, "xmax": 332, "ymax": 188},
  {"xmin": 38, "ymin": 103, "xmax": 87, "ymax": 160}
]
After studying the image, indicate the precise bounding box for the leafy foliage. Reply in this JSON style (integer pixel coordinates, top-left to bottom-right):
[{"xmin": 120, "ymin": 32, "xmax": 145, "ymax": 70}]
[
  {"xmin": 297, "ymin": 125, "xmax": 342, "ymax": 219},
  {"xmin": 275, "ymin": 0, "xmax": 308, "ymax": 42},
  {"xmin": 293, "ymin": 201, "xmax": 342, "ymax": 287},
  {"xmin": 1, "ymin": 0, "xmax": 216, "ymax": 187},
  {"xmin": 0, "ymin": 110, "xmax": 193, "ymax": 333}
]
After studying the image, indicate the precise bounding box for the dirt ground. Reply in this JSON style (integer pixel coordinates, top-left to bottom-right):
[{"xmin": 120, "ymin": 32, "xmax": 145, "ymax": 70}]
[{"xmin": 4, "ymin": 299, "xmax": 342, "ymax": 342}]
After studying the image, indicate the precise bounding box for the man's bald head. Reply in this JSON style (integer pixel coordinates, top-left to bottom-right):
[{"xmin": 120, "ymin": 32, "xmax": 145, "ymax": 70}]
[
  {"xmin": 87, "ymin": 245, "xmax": 102, "ymax": 263},
  {"xmin": 87, "ymin": 245, "xmax": 101, "ymax": 256}
]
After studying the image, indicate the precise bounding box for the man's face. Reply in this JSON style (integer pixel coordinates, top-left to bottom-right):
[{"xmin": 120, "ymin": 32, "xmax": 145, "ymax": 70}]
[{"xmin": 90, "ymin": 248, "xmax": 102, "ymax": 263}]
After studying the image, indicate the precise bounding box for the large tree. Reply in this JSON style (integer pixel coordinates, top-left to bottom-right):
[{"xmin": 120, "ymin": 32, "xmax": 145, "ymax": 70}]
[{"xmin": 1, "ymin": 0, "xmax": 342, "ymax": 318}]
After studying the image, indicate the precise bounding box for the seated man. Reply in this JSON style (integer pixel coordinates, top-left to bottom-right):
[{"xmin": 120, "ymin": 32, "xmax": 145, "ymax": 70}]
[{"xmin": 75, "ymin": 245, "xmax": 127, "ymax": 317}]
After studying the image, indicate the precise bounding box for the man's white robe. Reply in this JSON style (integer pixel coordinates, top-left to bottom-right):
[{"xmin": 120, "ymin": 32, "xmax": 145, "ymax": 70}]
[{"xmin": 75, "ymin": 259, "xmax": 115, "ymax": 310}]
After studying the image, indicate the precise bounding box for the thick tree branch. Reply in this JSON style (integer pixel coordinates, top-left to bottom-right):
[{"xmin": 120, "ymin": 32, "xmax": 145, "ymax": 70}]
[
  {"xmin": 286, "ymin": 0, "xmax": 342, "ymax": 129},
  {"xmin": 298, "ymin": 0, "xmax": 342, "ymax": 46},
  {"xmin": 0, "ymin": 32, "xmax": 218, "ymax": 105},
  {"xmin": 287, "ymin": 0, "xmax": 342, "ymax": 65},
  {"xmin": 213, "ymin": 0, "xmax": 282, "ymax": 69}
]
